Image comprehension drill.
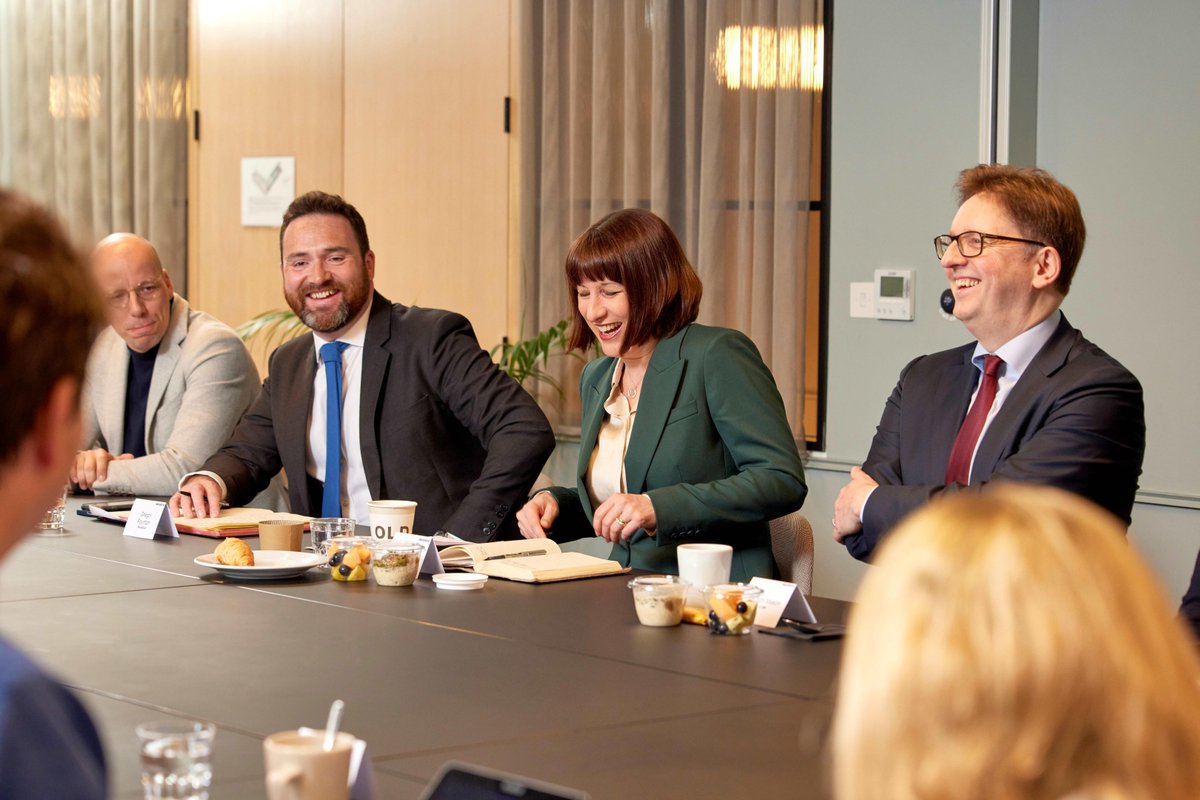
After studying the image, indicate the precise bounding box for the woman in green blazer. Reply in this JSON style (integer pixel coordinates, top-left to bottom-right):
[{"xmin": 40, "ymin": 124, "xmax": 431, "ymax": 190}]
[{"xmin": 515, "ymin": 209, "xmax": 806, "ymax": 581}]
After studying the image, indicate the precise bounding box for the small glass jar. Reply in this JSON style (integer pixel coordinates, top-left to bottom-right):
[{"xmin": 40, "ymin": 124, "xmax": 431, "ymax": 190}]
[
  {"xmin": 371, "ymin": 542, "xmax": 424, "ymax": 587},
  {"xmin": 703, "ymin": 583, "xmax": 763, "ymax": 635},
  {"xmin": 627, "ymin": 575, "xmax": 688, "ymax": 627},
  {"xmin": 325, "ymin": 536, "xmax": 374, "ymax": 582}
]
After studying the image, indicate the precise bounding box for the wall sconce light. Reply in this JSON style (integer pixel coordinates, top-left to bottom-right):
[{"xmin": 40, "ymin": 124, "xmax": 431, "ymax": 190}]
[
  {"xmin": 136, "ymin": 76, "xmax": 186, "ymax": 120},
  {"xmin": 711, "ymin": 24, "xmax": 824, "ymax": 91},
  {"xmin": 48, "ymin": 75, "xmax": 102, "ymax": 119},
  {"xmin": 48, "ymin": 74, "xmax": 184, "ymax": 120}
]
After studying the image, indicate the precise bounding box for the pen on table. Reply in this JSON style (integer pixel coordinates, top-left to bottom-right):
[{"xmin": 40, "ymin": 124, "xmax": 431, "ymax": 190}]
[{"xmin": 483, "ymin": 550, "xmax": 543, "ymax": 561}]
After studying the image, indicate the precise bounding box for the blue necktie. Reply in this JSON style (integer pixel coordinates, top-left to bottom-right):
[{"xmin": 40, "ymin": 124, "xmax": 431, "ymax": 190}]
[{"xmin": 320, "ymin": 341, "xmax": 351, "ymax": 517}]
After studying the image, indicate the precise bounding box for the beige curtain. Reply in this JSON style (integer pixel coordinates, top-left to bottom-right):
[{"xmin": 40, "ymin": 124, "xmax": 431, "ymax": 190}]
[
  {"xmin": 519, "ymin": 0, "xmax": 821, "ymax": 440},
  {"xmin": 0, "ymin": 0, "xmax": 187, "ymax": 287}
]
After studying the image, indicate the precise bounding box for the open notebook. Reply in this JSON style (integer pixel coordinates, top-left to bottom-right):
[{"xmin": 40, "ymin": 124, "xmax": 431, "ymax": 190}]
[
  {"xmin": 439, "ymin": 539, "xmax": 627, "ymax": 583},
  {"xmin": 86, "ymin": 502, "xmax": 309, "ymax": 538}
]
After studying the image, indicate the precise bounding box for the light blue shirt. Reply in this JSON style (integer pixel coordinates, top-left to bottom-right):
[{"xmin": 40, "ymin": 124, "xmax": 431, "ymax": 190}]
[
  {"xmin": 964, "ymin": 310, "xmax": 1061, "ymax": 480},
  {"xmin": 856, "ymin": 310, "xmax": 1062, "ymax": 521}
]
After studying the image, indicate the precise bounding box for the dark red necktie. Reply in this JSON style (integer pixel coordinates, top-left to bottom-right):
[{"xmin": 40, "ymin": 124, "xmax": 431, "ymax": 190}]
[{"xmin": 945, "ymin": 354, "xmax": 1004, "ymax": 485}]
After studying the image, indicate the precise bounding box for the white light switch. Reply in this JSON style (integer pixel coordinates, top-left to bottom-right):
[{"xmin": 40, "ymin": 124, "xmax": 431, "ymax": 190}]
[{"xmin": 849, "ymin": 282, "xmax": 873, "ymax": 318}]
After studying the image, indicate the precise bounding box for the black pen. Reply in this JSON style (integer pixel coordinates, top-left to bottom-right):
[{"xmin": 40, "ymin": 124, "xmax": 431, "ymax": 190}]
[
  {"xmin": 483, "ymin": 550, "xmax": 543, "ymax": 561},
  {"xmin": 781, "ymin": 618, "xmax": 821, "ymax": 634}
]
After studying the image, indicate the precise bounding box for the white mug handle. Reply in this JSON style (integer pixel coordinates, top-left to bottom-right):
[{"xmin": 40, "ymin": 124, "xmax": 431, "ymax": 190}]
[{"xmin": 266, "ymin": 765, "xmax": 303, "ymax": 800}]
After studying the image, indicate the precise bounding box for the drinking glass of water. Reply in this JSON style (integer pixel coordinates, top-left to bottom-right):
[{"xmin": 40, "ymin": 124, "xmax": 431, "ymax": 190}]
[
  {"xmin": 37, "ymin": 485, "xmax": 68, "ymax": 535},
  {"xmin": 136, "ymin": 720, "xmax": 215, "ymax": 799}
]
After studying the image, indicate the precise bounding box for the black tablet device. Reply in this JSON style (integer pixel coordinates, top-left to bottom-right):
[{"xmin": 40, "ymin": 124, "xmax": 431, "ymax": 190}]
[{"xmin": 421, "ymin": 762, "xmax": 590, "ymax": 800}]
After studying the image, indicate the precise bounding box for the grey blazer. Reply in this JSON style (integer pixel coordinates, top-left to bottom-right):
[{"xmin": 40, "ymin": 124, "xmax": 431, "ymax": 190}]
[{"xmin": 81, "ymin": 295, "xmax": 266, "ymax": 497}]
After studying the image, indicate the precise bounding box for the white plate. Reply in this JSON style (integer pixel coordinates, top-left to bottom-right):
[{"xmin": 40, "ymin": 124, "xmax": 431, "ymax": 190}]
[
  {"xmin": 432, "ymin": 572, "xmax": 488, "ymax": 591},
  {"xmin": 194, "ymin": 550, "xmax": 325, "ymax": 581}
]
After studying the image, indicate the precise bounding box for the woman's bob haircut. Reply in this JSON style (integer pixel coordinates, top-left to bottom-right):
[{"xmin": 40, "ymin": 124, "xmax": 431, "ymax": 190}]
[{"xmin": 564, "ymin": 208, "xmax": 702, "ymax": 353}]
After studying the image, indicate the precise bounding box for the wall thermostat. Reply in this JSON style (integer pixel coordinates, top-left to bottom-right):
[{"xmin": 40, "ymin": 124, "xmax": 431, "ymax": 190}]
[{"xmin": 874, "ymin": 268, "xmax": 914, "ymax": 320}]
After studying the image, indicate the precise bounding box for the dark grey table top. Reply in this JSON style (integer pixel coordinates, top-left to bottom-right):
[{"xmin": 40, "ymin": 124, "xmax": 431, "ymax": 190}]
[{"xmin": 0, "ymin": 498, "xmax": 844, "ymax": 799}]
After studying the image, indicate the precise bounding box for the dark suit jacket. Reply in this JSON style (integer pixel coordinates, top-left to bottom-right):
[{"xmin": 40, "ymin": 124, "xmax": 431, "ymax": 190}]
[
  {"xmin": 1181, "ymin": 548, "xmax": 1200, "ymax": 641},
  {"xmin": 846, "ymin": 313, "xmax": 1145, "ymax": 561},
  {"xmin": 203, "ymin": 292, "xmax": 555, "ymax": 541},
  {"xmin": 548, "ymin": 324, "xmax": 807, "ymax": 581}
]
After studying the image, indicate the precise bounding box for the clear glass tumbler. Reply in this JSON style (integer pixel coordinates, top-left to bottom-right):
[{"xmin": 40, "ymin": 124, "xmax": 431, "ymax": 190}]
[
  {"xmin": 308, "ymin": 517, "xmax": 356, "ymax": 563},
  {"xmin": 36, "ymin": 485, "xmax": 68, "ymax": 534},
  {"xmin": 136, "ymin": 720, "xmax": 215, "ymax": 799}
]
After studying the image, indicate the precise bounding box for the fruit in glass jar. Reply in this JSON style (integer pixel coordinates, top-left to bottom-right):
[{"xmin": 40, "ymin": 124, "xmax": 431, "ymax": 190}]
[
  {"xmin": 705, "ymin": 587, "xmax": 759, "ymax": 635},
  {"xmin": 328, "ymin": 541, "xmax": 372, "ymax": 581}
]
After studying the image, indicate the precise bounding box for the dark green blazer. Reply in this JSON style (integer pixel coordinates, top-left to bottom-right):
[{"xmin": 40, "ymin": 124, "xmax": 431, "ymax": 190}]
[{"xmin": 548, "ymin": 324, "xmax": 807, "ymax": 581}]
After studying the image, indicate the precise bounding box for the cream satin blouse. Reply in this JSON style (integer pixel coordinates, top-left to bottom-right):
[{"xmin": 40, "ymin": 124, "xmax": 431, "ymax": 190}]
[{"xmin": 585, "ymin": 360, "xmax": 638, "ymax": 510}]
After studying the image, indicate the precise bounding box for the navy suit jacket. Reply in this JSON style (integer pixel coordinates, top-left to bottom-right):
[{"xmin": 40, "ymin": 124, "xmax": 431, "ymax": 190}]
[
  {"xmin": 203, "ymin": 292, "xmax": 555, "ymax": 541},
  {"xmin": 846, "ymin": 314, "xmax": 1145, "ymax": 561}
]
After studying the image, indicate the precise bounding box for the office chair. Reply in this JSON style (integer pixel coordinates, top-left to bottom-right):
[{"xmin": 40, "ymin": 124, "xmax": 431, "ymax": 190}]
[{"xmin": 769, "ymin": 510, "xmax": 814, "ymax": 594}]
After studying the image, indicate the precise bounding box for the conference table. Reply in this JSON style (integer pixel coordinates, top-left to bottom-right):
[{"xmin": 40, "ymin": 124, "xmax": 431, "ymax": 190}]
[{"xmin": 0, "ymin": 498, "xmax": 846, "ymax": 799}]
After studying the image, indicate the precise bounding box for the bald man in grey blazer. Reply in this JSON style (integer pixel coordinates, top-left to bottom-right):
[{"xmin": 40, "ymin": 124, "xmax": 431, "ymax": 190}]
[{"xmin": 73, "ymin": 234, "xmax": 280, "ymax": 503}]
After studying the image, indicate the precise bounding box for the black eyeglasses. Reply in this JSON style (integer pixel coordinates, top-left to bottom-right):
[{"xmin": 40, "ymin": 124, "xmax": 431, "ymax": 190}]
[{"xmin": 933, "ymin": 231, "xmax": 1046, "ymax": 259}]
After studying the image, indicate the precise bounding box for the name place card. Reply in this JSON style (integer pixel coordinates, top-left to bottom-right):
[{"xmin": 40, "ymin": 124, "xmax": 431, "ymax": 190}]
[
  {"xmin": 749, "ymin": 576, "xmax": 816, "ymax": 628},
  {"xmin": 122, "ymin": 499, "xmax": 180, "ymax": 540}
]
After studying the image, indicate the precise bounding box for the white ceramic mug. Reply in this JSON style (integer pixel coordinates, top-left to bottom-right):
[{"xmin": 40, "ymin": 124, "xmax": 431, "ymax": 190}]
[
  {"xmin": 677, "ymin": 543, "xmax": 733, "ymax": 607},
  {"xmin": 367, "ymin": 500, "xmax": 417, "ymax": 542},
  {"xmin": 263, "ymin": 730, "xmax": 353, "ymax": 800}
]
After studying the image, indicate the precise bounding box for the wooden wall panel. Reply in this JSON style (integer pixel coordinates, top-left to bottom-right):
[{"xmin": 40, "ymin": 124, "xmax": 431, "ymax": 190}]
[
  {"xmin": 343, "ymin": 0, "xmax": 511, "ymax": 352},
  {"xmin": 188, "ymin": 1, "xmax": 345, "ymax": 338}
]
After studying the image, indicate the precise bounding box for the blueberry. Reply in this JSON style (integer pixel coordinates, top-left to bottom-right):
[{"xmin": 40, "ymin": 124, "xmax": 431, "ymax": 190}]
[
  {"xmin": 338, "ymin": 564, "xmax": 351, "ymax": 577},
  {"xmin": 717, "ymin": 623, "xmax": 729, "ymax": 635},
  {"xmin": 736, "ymin": 601, "xmax": 748, "ymax": 613},
  {"xmin": 708, "ymin": 610, "xmax": 720, "ymax": 623},
  {"xmin": 329, "ymin": 550, "xmax": 345, "ymax": 565}
]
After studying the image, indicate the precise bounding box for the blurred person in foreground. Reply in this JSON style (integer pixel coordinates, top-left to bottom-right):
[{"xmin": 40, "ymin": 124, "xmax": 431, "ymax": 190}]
[
  {"xmin": 73, "ymin": 233, "xmax": 281, "ymax": 505},
  {"xmin": 834, "ymin": 165, "xmax": 1144, "ymax": 561},
  {"xmin": 0, "ymin": 190, "xmax": 106, "ymax": 795},
  {"xmin": 1179, "ymin": 547, "xmax": 1200, "ymax": 641},
  {"xmin": 833, "ymin": 484, "xmax": 1200, "ymax": 800},
  {"xmin": 515, "ymin": 208, "xmax": 806, "ymax": 580}
]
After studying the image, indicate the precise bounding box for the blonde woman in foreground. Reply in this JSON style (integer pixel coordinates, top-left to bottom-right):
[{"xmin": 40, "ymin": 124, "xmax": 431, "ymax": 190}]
[{"xmin": 833, "ymin": 484, "xmax": 1200, "ymax": 800}]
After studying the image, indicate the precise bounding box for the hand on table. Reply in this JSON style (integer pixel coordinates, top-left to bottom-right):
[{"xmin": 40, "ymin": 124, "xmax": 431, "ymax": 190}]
[
  {"xmin": 70, "ymin": 449, "xmax": 133, "ymax": 490},
  {"xmin": 516, "ymin": 492, "xmax": 559, "ymax": 539},
  {"xmin": 833, "ymin": 466, "xmax": 877, "ymax": 542},
  {"xmin": 170, "ymin": 476, "xmax": 224, "ymax": 518},
  {"xmin": 593, "ymin": 493, "xmax": 656, "ymax": 543}
]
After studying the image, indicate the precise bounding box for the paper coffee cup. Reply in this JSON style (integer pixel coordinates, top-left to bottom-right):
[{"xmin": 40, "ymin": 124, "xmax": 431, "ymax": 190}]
[
  {"xmin": 264, "ymin": 730, "xmax": 353, "ymax": 800},
  {"xmin": 257, "ymin": 519, "xmax": 305, "ymax": 551},
  {"xmin": 367, "ymin": 500, "xmax": 417, "ymax": 542},
  {"xmin": 677, "ymin": 543, "xmax": 733, "ymax": 607}
]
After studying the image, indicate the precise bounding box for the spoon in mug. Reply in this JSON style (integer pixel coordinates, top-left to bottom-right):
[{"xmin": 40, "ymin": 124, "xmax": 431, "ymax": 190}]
[{"xmin": 323, "ymin": 699, "xmax": 344, "ymax": 751}]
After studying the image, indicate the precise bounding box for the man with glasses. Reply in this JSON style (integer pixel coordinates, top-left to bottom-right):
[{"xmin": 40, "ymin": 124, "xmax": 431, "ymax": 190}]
[
  {"xmin": 72, "ymin": 233, "xmax": 274, "ymax": 501},
  {"xmin": 833, "ymin": 164, "xmax": 1145, "ymax": 561}
]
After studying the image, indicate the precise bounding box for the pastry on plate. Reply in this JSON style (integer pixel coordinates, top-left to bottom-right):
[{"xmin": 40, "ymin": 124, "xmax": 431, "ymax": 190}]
[{"xmin": 214, "ymin": 537, "xmax": 254, "ymax": 567}]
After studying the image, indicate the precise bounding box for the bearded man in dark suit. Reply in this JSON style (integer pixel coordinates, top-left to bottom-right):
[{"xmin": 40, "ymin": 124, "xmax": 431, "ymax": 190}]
[{"xmin": 172, "ymin": 192, "xmax": 554, "ymax": 541}]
